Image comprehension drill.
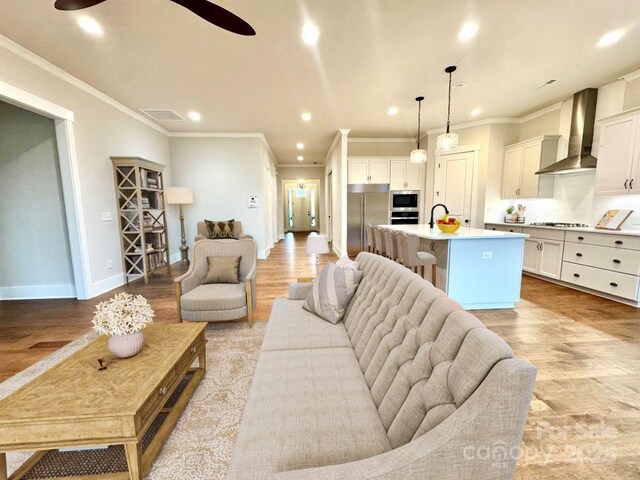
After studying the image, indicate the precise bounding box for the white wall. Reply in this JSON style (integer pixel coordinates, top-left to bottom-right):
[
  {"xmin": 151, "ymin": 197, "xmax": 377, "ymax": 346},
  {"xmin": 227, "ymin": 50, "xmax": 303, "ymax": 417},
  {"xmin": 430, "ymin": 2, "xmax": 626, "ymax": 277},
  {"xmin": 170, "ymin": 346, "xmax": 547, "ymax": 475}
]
[
  {"xmin": 347, "ymin": 139, "xmax": 416, "ymax": 156},
  {"xmin": 0, "ymin": 101, "xmax": 75, "ymax": 298},
  {"xmin": 168, "ymin": 136, "xmax": 275, "ymax": 258},
  {"xmin": 0, "ymin": 40, "xmax": 175, "ymax": 298},
  {"xmin": 276, "ymin": 166, "xmax": 325, "ymax": 238},
  {"xmin": 324, "ymin": 130, "xmax": 349, "ymax": 256}
]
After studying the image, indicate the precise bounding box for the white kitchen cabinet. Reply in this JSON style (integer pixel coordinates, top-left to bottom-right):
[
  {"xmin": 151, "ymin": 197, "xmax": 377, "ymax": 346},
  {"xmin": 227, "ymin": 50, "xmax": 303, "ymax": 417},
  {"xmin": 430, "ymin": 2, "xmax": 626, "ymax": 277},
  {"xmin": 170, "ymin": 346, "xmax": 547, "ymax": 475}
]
[
  {"xmin": 501, "ymin": 136, "xmax": 559, "ymax": 199},
  {"xmin": 347, "ymin": 158, "xmax": 389, "ymax": 184},
  {"xmin": 523, "ymin": 238, "xmax": 563, "ymax": 279},
  {"xmin": 522, "ymin": 238, "xmax": 540, "ymax": 273},
  {"xmin": 434, "ymin": 150, "xmax": 475, "ymax": 226},
  {"xmin": 595, "ymin": 111, "xmax": 640, "ymax": 196},
  {"xmin": 389, "ymin": 160, "xmax": 423, "ymax": 190}
]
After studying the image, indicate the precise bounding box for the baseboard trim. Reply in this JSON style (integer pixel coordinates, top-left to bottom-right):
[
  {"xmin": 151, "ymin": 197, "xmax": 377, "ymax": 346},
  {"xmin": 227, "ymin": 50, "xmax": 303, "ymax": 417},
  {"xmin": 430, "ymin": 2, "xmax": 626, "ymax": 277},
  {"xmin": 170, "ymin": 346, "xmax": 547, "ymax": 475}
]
[
  {"xmin": 86, "ymin": 273, "xmax": 125, "ymax": 299},
  {"xmin": 170, "ymin": 252, "xmax": 181, "ymax": 264},
  {"xmin": 259, "ymin": 248, "xmax": 270, "ymax": 260},
  {"xmin": 0, "ymin": 283, "xmax": 76, "ymax": 300},
  {"xmin": 332, "ymin": 244, "xmax": 343, "ymax": 258}
]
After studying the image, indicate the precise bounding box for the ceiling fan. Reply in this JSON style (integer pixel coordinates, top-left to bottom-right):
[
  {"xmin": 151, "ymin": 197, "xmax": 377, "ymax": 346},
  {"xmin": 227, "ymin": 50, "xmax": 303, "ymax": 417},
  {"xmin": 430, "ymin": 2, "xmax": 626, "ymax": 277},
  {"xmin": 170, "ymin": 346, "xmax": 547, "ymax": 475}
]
[{"xmin": 54, "ymin": 0, "xmax": 256, "ymax": 36}]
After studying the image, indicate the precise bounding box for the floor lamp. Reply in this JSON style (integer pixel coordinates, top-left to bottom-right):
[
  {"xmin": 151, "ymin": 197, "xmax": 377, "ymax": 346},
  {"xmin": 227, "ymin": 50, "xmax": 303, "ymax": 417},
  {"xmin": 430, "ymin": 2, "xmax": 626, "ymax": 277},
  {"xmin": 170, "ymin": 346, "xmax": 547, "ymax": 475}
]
[
  {"xmin": 166, "ymin": 187, "xmax": 194, "ymax": 265},
  {"xmin": 306, "ymin": 233, "xmax": 329, "ymax": 276}
]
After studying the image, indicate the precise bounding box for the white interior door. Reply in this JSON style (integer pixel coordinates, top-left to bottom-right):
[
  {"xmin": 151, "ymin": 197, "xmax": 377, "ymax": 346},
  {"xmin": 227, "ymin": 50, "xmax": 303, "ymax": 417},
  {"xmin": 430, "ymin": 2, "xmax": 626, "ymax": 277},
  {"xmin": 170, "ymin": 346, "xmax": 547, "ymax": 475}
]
[
  {"xmin": 520, "ymin": 141, "xmax": 542, "ymax": 198},
  {"xmin": 436, "ymin": 151, "xmax": 474, "ymax": 225},
  {"xmin": 502, "ymin": 146, "xmax": 522, "ymax": 199}
]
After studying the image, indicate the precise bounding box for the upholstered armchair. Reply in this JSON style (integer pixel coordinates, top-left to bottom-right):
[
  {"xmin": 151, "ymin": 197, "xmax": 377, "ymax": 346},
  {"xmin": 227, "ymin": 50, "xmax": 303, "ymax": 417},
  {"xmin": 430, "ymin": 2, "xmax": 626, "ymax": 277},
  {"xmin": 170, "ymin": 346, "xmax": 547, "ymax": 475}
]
[
  {"xmin": 175, "ymin": 238, "xmax": 257, "ymax": 326},
  {"xmin": 194, "ymin": 221, "xmax": 252, "ymax": 242}
]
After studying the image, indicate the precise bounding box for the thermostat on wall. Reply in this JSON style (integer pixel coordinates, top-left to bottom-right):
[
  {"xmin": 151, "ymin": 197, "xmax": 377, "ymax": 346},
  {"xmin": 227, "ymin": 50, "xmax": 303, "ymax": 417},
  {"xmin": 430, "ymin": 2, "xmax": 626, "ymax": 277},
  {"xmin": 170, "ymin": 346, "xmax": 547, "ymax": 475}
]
[{"xmin": 248, "ymin": 195, "xmax": 258, "ymax": 208}]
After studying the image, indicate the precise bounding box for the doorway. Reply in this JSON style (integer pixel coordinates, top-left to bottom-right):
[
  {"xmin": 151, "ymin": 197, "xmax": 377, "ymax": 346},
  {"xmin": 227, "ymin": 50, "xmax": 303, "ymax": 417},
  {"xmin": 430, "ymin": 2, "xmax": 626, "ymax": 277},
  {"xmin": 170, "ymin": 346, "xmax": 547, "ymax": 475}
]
[
  {"xmin": 327, "ymin": 171, "xmax": 333, "ymax": 243},
  {"xmin": 283, "ymin": 179, "xmax": 320, "ymax": 233}
]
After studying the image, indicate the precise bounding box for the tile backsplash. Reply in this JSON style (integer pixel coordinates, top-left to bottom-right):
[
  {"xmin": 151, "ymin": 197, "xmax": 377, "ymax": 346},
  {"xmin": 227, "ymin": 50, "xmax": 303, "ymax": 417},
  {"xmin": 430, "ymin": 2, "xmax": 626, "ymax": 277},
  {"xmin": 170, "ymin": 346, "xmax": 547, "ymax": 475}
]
[{"xmin": 489, "ymin": 172, "xmax": 640, "ymax": 226}]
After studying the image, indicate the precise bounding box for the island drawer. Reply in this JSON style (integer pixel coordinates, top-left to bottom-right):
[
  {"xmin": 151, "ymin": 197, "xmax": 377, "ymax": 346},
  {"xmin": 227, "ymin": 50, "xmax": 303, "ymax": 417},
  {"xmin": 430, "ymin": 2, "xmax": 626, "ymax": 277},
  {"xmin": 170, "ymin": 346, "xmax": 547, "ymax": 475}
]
[
  {"xmin": 565, "ymin": 231, "xmax": 640, "ymax": 250},
  {"xmin": 563, "ymin": 242, "xmax": 640, "ymax": 276},
  {"xmin": 485, "ymin": 224, "xmax": 523, "ymax": 233},
  {"xmin": 561, "ymin": 262, "xmax": 640, "ymax": 301},
  {"xmin": 522, "ymin": 227, "xmax": 565, "ymax": 241}
]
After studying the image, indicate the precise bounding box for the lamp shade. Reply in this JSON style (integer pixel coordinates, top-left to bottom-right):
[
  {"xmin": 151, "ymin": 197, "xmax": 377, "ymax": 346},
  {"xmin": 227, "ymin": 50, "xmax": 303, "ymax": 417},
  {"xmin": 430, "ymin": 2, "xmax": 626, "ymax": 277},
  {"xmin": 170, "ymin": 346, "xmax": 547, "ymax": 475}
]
[
  {"xmin": 166, "ymin": 187, "xmax": 194, "ymax": 205},
  {"xmin": 409, "ymin": 148, "xmax": 427, "ymax": 163},
  {"xmin": 306, "ymin": 234, "xmax": 329, "ymax": 255},
  {"xmin": 436, "ymin": 132, "xmax": 459, "ymax": 151}
]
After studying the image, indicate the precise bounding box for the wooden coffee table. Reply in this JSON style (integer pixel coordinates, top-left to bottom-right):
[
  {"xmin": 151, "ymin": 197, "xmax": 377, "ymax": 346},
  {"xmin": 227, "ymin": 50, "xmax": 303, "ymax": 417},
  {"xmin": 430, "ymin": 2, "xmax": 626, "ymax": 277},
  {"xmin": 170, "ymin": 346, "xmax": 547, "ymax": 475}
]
[{"xmin": 0, "ymin": 323, "xmax": 207, "ymax": 480}]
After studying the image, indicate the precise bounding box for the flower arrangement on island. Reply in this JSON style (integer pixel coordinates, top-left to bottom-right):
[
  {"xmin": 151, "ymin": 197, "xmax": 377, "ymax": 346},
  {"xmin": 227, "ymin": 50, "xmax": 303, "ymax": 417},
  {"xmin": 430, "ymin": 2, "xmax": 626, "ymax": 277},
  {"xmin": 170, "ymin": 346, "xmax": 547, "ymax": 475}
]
[{"xmin": 92, "ymin": 292, "xmax": 155, "ymax": 335}]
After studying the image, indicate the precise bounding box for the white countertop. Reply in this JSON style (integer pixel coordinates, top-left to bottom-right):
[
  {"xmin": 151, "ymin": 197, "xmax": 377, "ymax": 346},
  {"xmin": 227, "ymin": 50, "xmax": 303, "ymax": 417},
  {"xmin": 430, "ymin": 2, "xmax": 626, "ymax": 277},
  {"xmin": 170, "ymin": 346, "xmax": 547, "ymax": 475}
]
[
  {"xmin": 380, "ymin": 224, "xmax": 528, "ymax": 240},
  {"xmin": 485, "ymin": 222, "xmax": 640, "ymax": 237}
]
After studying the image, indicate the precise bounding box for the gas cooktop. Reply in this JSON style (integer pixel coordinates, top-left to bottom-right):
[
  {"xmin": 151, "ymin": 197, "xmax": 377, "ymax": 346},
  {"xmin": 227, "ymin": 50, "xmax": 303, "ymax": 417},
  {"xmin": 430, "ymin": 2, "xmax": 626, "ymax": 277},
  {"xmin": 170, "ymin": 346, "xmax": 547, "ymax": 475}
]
[{"xmin": 529, "ymin": 222, "xmax": 590, "ymax": 228}]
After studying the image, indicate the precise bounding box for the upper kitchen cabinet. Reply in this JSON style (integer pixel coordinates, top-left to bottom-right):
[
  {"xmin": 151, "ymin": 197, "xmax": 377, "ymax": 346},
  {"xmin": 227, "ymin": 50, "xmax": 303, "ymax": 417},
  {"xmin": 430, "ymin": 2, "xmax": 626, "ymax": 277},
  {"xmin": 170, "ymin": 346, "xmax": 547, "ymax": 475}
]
[
  {"xmin": 389, "ymin": 159, "xmax": 423, "ymax": 190},
  {"xmin": 501, "ymin": 136, "xmax": 559, "ymax": 199},
  {"xmin": 347, "ymin": 158, "xmax": 389, "ymax": 184},
  {"xmin": 595, "ymin": 109, "xmax": 640, "ymax": 196}
]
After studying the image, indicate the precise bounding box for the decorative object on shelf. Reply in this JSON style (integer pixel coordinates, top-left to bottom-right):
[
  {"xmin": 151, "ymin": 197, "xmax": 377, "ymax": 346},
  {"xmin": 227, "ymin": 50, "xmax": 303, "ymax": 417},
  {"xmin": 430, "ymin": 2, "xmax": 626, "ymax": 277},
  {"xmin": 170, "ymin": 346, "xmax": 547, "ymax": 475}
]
[
  {"xmin": 410, "ymin": 96, "xmax": 427, "ymax": 163},
  {"xmin": 167, "ymin": 186, "xmax": 194, "ymax": 265},
  {"xmin": 436, "ymin": 214, "xmax": 461, "ymax": 233},
  {"xmin": 437, "ymin": 66, "xmax": 460, "ymax": 151},
  {"xmin": 596, "ymin": 209, "xmax": 633, "ymax": 230},
  {"xmin": 92, "ymin": 292, "xmax": 155, "ymax": 359},
  {"xmin": 112, "ymin": 157, "xmax": 171, "ymax": 284}
]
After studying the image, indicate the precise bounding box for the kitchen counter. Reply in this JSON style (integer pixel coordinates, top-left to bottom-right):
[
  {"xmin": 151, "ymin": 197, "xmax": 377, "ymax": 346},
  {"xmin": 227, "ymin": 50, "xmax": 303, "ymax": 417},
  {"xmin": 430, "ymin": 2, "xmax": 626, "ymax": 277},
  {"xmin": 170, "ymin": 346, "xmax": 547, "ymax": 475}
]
[
  {"xmin": 382, "ymin": 224, "xmax": 526, "ymax": 310},
  {"xmin": 485, "ymin": 222, "xmax": 640, "ymax": 237}
]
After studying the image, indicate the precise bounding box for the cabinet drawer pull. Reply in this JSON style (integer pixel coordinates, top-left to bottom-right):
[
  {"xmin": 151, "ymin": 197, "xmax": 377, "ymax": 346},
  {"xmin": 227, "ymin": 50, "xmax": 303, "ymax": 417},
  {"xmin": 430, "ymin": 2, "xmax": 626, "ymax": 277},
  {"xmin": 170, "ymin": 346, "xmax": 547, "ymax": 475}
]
[
  {"xmin": 190, "ymin": 346, "xmax": 197, "ymax": 354},
  {"xmin": 613, "ymin": 259, "xmax": 621, "ymax": 264},
  {"xmin": 575, "ymin": 253, "xmax": 583, "ymax": 257},
  {"xmin": 624, "ymin": 179, "xmax": 628, "ymax": 190},
  {"xmin": 615, "ymin": 240, "xmax": 623, "ymax": 245},
  {"xmin": 577, "ymin": 236, "xmax": 584, "ymax": 240},
  {"xmin": 573, "ymin": 273, "xmax": 580, "ymax": 278},
  {"xmin": 610, "ymin": 282, "xmax": 618, "ymax": 287},
  {"xmin": 158, "ymin": 386, "xmax": 167, "ymax": 396},
  {"xmin": 492, "ymin": 227, "xmax": 496, "ymax": 230}
]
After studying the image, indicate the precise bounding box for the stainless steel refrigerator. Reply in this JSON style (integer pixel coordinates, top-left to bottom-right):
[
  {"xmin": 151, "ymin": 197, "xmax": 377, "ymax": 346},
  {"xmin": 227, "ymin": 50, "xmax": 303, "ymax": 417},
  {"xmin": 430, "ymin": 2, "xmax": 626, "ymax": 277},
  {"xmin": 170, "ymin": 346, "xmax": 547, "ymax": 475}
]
[{"xmin": 347, "ymin": 184, "xmax": 390, "ymax": 257}]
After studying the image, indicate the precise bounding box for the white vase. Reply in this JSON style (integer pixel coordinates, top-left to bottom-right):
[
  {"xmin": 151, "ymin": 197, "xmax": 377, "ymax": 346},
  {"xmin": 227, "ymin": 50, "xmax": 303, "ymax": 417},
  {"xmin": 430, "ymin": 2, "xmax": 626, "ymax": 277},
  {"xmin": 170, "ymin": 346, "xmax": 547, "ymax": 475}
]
[{"xmin": 108, "ymin": 332, "xmax": 145, "ymax": 358}]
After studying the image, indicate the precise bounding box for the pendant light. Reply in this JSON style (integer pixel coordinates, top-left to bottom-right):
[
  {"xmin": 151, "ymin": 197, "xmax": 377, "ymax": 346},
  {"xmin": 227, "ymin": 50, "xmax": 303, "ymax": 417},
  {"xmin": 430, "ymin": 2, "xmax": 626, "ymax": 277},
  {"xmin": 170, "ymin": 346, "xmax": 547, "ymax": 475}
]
[
  {"xmin": 410, "ymin": 96, "xmax": 427, "ymax": 163},
  {"xmin": 437, "ymin": 65, "xmax": 459, "ymax": 151}
]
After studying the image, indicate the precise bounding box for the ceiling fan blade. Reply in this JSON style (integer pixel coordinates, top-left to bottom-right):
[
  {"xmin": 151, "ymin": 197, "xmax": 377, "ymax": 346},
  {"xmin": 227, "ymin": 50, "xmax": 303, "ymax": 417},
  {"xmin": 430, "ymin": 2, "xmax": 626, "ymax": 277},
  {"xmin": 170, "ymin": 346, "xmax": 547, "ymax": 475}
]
[
  {"xmin": 54, "ymin": 0, "xmax": 108, "ymax": 10},
  {"xmin": 169, "ymin": 0, "xmax": 255, "ymax": 36}
]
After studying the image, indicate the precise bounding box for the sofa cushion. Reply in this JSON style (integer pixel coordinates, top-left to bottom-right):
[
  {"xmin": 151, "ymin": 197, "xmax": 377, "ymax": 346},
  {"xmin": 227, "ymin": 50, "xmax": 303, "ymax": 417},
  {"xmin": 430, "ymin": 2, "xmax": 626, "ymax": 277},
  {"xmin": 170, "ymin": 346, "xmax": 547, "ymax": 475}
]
[
  {"xmin": 205, "ymin": 218, "xmax": 237, "ymax": 239},
  {"xmin": 204, "ymin": 255, "xmax": 241, "ymax": 284},
  {"xmin": 227, "ymin": 348, "xmax": 391, "ymax": 480},
  {"xmin": 303, "ymin": 263, "xmax": 363, "ymax": 324},
  {"xmin": 180, "ymin": 283, "xmax": 245, "ymax": 311},
  {"xmin": 262, "ymin": 298, "xmax": 352, "ymax": 352}
]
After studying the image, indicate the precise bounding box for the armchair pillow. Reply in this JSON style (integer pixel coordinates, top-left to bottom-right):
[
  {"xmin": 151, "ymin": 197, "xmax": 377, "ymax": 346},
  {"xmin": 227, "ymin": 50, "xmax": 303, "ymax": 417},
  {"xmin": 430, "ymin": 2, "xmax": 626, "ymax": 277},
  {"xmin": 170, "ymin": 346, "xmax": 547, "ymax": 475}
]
[
  {"xmin": 302, "ymin": 263, "xmax": 363, "ymax": 324},
  {"xmin": 204, "ymin": 256, "xmax": 242, "ymax": 284},
  {"xmin": 205, "ymin": 219, "xmax": 237, "ymax": 239}
]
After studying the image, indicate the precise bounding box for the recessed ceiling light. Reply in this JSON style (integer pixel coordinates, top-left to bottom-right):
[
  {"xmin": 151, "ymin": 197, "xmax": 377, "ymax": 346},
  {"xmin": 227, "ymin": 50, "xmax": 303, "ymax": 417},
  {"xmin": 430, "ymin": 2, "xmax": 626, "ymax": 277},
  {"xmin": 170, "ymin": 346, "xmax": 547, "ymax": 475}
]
[
  {"xmin": 301, "ymin": 21, "xmax": 320, "ymax": 46},
  {"xmin": 188, "ymin": 111, "xmax": 201, "ymax": 121},
  {"xmin": 297, "ymin": 156, "xmax": 304, "ymax": 161},
  {"xmin": 458, "ymin": 21, "xmax": 479, "ymax": 42},
  {"xmin": 388, "ymin": 106, "xmax": 399, "ymax": 116},
  {"xmin": 301, "ymin": 112, "xmax": 312, "ymax": 122},
  {"xmin": 77, "ymin": 16, "xmax": 103, "ymax": 36},
  {"xmin": 296, "ymin": 142, "xmax": 304, "ymax": 150},
  {"xmin": 470, "ymin": 108, "xmax": 482, "ymax": 116},
  {"xmin": 453, "ymin": 82, "xmax": 466, "ymax": 88},
  {"xmin": 597, "ymin": 29, "xmax": 625, "ymax": 47}
]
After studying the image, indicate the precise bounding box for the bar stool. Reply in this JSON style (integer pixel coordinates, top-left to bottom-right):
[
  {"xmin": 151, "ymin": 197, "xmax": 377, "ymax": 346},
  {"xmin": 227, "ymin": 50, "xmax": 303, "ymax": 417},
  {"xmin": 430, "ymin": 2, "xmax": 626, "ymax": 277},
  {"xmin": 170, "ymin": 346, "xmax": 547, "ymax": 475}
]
[
  {"xmin": 395, "ymin": 231, "xmax": 407, "ymax": 266},
  {"xmin": 383, "ymin": 228, "xmax": 398, "ymax": 261},
  {"xmin": 373, "ymin": 226, "xmax": 386, "ymax": 257},
  {"xmin": 365, "ymin": 224, "xmax": 374, "ymax": 253},
  {"xmin": 404, "ymin": 233, "xmax": 437, "ymax": 283}
]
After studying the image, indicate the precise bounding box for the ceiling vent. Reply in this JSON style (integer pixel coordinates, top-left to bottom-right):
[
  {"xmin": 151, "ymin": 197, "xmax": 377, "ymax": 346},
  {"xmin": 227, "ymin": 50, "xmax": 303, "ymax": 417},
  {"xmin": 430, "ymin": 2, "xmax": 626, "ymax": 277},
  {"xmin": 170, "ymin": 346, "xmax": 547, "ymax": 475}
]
[
  {"xmin": 536, "ymin": 78, "xmax": 559, "ymax": 90},
  {"xmin": 140, "ymin": 109, "xmax": 185, "ymax": 121}
]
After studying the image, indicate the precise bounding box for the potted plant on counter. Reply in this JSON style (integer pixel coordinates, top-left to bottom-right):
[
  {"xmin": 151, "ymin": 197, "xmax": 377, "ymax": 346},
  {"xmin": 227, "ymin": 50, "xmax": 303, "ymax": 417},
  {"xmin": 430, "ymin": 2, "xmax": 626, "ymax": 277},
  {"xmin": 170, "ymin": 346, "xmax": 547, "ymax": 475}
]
[
  {"xmin": 505, "ymin": 206, "xmax": 515, "ymax": 222},
  {"xmin": 92, "ymin": 292, "xmax": 155, "ymax": 358}
]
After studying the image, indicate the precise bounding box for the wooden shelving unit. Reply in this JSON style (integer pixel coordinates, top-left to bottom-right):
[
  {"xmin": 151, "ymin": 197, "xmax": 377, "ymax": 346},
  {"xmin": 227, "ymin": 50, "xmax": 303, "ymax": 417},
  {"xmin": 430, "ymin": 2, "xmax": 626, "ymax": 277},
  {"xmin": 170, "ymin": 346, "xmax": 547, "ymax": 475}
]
[{"xmin": 111, "ymin": 157, "xmax": 171, "ymax": 284}]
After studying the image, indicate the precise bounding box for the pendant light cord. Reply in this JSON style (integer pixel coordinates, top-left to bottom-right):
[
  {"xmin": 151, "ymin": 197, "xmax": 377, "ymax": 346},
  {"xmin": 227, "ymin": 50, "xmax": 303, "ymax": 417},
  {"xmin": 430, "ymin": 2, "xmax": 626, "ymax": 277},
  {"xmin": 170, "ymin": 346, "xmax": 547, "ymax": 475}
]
[
  {"xmin": 416, "ymin": 99, "xmax": 422, "ymax": 149},
  {"xmin": 446, "ymin": 71, "xmax": 452, "ymax": 134}
]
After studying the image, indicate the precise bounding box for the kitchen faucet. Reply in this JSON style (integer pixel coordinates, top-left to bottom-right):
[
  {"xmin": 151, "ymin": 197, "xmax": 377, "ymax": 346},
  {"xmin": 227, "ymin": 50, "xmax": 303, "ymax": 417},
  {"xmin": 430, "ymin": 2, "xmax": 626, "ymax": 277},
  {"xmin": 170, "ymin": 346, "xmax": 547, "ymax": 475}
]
[{"xmin": 429, "ymin": 204, "xmax": 449, "ymax": 228}]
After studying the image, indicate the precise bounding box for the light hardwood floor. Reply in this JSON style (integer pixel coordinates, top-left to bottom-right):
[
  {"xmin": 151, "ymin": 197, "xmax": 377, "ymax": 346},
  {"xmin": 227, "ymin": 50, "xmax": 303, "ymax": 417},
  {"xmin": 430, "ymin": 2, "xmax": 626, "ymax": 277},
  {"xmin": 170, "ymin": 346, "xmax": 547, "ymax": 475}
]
[{"xmin": 1, "ymin": 232, "xmax": 639, "ymax": 478}]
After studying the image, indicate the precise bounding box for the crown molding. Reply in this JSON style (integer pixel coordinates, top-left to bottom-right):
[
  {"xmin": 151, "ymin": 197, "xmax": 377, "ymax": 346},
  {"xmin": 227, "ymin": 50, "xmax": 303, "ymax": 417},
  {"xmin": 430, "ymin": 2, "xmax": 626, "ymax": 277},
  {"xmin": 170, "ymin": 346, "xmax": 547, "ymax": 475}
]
[
  {"xmin": 0, "ymin": 34, "xmax": 169, "ymax": 135},
  {"xmin": 348, "ymin": 137, "xmax": 416, "ymax": 143},
  {"xmin": 517, "ymin": 102, "xmax": 563, "ymax": 123},
  {"xmin": 278, "ymin": 164, "xmax": 324, "ymax": 169},
  {"xmin": 620, "ymin": 68, "xmax": 640, "ymax": 82}
]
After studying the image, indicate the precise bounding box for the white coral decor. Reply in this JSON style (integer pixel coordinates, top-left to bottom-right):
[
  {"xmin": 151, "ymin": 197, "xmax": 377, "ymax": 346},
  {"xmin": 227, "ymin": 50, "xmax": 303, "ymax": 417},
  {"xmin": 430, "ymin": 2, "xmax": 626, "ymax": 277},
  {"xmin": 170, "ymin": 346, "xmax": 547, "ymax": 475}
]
[{"xmin": 92, "ymin": 293, "xmax": 155, "ymax": 336}]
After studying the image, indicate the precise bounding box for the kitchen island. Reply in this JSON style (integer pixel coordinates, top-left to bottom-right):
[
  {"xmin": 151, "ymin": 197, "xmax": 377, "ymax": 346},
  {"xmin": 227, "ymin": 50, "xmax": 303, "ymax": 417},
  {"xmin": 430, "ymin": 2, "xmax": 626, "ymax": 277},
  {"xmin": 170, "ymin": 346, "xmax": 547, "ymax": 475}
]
[{"xmin": 381, "ymin": 224, "xmax": 528, "ymax": 310}]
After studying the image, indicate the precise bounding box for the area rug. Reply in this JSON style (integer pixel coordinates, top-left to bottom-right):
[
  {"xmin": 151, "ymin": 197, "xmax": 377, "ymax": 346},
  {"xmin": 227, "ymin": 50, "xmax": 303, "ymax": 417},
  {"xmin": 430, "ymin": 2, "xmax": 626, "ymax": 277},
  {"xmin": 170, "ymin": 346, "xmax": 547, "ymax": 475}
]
[{"xmin": 2, "ymin": 322, "xmax": 266, "ymax": 480}]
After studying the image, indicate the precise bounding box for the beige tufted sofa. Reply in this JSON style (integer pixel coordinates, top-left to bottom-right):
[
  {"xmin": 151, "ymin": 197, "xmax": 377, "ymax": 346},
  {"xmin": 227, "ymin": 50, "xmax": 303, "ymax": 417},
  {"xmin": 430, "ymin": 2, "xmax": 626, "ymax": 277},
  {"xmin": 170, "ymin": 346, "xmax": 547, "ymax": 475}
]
[{"xmin": 227, "ymin": 252, "xmax": 536, "ymax": 479}]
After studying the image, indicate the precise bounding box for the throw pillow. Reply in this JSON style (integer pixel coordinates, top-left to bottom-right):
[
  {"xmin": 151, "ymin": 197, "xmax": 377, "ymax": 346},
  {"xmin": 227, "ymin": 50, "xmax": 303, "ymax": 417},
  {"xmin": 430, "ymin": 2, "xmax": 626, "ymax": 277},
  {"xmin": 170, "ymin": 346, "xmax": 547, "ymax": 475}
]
[
  {"xmin": 204, "ymin": 256, "xmax": 242, "ymax": 284},
  {"xmin": 303, "ymin": 263, "xmax": 364, "ymax": 324},
  {"xmin": 336, "ymin": 256, "xmax": 360, "ymax": 271},
  {"xmin": 205, "ymin": 219, "xmax": 237, "ymax": 239}
]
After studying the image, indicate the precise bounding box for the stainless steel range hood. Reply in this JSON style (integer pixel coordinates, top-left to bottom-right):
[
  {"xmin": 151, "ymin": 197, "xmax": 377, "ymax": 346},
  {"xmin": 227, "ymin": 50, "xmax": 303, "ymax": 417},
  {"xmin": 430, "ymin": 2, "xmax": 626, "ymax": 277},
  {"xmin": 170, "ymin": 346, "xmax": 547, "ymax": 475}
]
[{"xmin": 536, "ymin": 88, "xmax": 598, "ymax": 175}]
